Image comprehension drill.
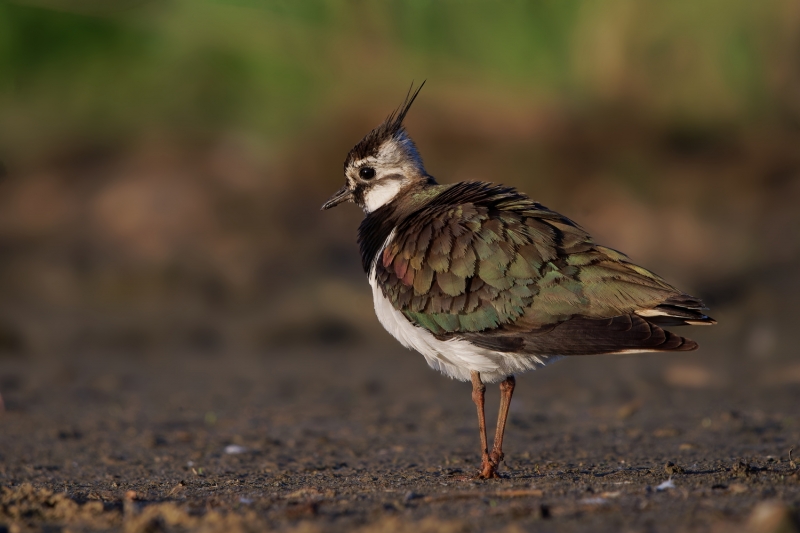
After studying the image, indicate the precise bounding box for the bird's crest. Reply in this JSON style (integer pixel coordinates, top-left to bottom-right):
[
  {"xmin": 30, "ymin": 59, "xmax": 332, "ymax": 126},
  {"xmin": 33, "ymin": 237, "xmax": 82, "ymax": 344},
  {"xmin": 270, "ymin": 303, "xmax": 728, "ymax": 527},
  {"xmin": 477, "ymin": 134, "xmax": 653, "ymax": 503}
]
[{"xmin": 345, "ymin": 81, "xmax": 426, "ymax": 170}]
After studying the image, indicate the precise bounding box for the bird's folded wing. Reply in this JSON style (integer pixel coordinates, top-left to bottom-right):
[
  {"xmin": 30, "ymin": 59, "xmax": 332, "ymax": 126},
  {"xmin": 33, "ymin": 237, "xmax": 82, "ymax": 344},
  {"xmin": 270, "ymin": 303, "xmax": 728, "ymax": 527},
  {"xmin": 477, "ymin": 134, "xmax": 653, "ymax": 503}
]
[
  {"xmin": 374, "ymin": 182, "xmax": 705, "ymax": 339},
  {"xmin": 460, "ymin": 314, "xmax": 697, "ymax": 355}
]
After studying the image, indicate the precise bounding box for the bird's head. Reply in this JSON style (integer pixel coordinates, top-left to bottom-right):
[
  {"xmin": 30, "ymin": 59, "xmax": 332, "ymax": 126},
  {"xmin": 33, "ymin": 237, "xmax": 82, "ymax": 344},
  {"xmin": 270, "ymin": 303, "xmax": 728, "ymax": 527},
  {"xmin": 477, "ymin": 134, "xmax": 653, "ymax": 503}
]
[{"xmin": 322, "ymin": 82, "xmax": 435, "ymax": 213}]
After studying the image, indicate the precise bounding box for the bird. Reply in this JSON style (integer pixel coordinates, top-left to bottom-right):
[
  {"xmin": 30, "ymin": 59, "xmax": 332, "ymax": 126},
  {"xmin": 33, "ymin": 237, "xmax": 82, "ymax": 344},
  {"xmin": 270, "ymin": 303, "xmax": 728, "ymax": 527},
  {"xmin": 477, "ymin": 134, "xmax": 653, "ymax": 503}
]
[{"xmin": 321, "ymin": 83, "xmax": 716, "ymax": 479}]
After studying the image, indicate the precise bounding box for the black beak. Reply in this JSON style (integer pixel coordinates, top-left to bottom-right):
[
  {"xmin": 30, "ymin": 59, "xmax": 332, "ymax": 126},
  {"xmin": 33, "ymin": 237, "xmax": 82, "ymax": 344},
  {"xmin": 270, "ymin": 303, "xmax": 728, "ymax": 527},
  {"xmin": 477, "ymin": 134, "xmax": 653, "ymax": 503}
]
[{"xmin": 321, "ymin": 185, "xmax": 353, "ymax": 210}]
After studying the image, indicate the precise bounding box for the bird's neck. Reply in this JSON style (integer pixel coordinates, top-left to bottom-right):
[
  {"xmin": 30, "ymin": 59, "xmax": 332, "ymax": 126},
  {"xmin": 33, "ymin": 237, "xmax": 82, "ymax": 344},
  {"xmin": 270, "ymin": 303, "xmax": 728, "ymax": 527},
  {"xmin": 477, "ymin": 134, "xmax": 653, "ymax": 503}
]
[{"xmin": 357, "ymin": 178, "xmax": 447, "ymax": 274}]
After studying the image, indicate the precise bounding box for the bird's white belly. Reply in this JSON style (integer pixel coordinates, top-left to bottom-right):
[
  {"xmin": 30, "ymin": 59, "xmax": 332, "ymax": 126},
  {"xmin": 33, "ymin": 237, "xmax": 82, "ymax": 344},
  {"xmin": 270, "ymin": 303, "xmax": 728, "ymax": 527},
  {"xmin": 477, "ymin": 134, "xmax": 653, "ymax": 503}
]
[{"xmin": 368, "ymin": 260, "xmax": 551, "ymax": 383}]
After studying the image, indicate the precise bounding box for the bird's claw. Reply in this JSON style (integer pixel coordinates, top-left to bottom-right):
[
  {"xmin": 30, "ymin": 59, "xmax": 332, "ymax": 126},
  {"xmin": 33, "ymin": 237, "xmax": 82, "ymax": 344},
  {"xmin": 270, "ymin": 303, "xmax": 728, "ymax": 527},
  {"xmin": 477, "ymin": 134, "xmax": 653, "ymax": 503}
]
[{"xmin": 477, "ymin": 458, "xmax": 501, "ymax": 479}]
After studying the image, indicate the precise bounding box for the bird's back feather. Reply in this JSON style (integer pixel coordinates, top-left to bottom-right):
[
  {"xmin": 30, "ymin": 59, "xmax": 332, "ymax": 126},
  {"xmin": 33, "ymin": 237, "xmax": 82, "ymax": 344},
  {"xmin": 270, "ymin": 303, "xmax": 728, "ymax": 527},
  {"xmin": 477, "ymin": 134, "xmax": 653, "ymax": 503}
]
[{"xmin": 360, "ymin": 181, "xmax": 714, "ymax": 356}]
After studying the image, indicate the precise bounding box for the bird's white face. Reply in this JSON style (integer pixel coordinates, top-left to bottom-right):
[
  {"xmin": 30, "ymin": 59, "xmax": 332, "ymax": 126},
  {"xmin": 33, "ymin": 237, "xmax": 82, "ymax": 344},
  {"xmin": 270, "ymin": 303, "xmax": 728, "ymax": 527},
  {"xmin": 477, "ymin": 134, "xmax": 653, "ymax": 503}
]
[{"xmin": 344, "ymin": 135, "xmax": 425, "ymax": 213}]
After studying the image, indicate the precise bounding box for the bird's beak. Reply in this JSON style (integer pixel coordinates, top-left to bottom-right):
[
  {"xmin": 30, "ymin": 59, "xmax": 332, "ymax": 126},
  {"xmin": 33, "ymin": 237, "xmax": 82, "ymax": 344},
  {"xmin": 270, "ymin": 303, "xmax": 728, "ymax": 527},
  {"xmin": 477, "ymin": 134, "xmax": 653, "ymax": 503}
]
[{"xmin": 321, "ymin": 185, "xmax": 353, "ymax": 210}]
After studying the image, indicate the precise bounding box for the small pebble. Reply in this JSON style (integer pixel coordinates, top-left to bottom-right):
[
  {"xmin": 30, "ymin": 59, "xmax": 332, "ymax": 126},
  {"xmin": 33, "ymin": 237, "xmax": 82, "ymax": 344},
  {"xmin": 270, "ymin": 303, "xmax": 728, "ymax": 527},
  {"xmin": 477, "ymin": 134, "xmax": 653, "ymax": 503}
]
[
  {"xmin": 665, "ymin": 461, "xmax": 684, "ymax": 475},
  {"xmin": 656, "ymin": 479, "xmax": 675, "ymax": 491},
  {"xmin": 224, "ymin": 444, "xmax": 248, "ymax": 455},
  {"xmin": 404, "ymin": 491, "xmax": 422, "ymax": 502}
]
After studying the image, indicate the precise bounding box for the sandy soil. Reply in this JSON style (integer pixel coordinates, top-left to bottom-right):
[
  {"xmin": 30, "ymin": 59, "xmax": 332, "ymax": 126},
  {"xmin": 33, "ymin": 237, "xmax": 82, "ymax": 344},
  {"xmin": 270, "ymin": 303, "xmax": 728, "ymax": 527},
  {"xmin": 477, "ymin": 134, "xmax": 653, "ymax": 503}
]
[{"xmin": 1, "ymin": 333, "xmax": 799, "ymax": 532}]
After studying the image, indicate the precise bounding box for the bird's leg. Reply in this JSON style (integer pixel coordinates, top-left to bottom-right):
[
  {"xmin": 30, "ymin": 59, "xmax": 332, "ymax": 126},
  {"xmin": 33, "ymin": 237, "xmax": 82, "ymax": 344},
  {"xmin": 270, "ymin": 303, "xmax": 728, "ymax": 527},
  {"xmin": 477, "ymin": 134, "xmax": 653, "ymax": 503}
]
[
  {"xmin": 470, "ymin": 371, "xmax": 498, "ymax": 479},
  {"xmin": 490, "ymin": 375, "xmax": 516, "ymax": 468}
]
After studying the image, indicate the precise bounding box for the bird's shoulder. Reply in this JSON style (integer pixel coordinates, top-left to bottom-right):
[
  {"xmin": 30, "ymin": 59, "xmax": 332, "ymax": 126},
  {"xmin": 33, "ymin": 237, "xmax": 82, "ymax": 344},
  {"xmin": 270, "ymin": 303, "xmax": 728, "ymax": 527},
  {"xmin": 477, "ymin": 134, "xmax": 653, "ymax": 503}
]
[{"xmin": 368, "ymin": 181, "xmax": 684, "ymax": 337}]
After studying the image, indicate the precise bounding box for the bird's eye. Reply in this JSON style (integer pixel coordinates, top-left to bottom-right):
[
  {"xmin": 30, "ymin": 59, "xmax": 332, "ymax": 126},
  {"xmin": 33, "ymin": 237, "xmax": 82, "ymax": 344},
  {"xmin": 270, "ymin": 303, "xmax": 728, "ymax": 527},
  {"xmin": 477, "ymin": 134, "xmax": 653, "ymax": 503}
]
[{"xmin": 359, "ymin": 167, "xmax": 376, "ymax": 180}]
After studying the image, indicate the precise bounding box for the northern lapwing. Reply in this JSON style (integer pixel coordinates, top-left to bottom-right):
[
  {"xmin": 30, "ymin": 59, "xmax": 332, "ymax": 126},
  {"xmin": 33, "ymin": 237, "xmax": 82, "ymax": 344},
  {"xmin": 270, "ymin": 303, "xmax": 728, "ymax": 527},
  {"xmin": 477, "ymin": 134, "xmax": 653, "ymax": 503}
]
[{"xmin": 322, "ymin": 83, "xmax": 715, "ymax": 479}]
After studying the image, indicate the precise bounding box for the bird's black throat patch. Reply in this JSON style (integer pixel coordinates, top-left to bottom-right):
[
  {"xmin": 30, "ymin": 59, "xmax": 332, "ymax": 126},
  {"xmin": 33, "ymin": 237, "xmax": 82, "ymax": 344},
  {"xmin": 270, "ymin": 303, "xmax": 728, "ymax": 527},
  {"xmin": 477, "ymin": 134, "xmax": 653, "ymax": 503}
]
[{"xmin": 357, "ymin": 203, "xmax": 401, "ymax": 273}]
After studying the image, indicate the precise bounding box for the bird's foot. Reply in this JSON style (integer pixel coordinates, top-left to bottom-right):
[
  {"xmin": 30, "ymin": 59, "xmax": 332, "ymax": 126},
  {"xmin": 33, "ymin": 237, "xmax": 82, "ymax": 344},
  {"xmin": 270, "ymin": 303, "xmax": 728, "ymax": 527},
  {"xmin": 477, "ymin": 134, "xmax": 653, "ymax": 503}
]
[
  {"xmin": 473, "ymin": 450, "xmax": 507, "ymax": 479},
  {"xmin": 490, "ymin": 450, "xmax": 504, "ymax": 465},
  {"xmin": 477, "ymin": 459, "xmax": 501, "ymax": 479}
]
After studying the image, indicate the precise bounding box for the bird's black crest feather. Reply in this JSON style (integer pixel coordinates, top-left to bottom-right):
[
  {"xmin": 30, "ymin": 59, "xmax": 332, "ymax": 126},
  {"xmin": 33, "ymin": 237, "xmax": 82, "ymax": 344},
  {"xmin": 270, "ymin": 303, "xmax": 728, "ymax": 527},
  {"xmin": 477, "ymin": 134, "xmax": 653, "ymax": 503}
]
[{"xmin": 345, "ymin": 81, "xmax": 426, "ymax": 169}]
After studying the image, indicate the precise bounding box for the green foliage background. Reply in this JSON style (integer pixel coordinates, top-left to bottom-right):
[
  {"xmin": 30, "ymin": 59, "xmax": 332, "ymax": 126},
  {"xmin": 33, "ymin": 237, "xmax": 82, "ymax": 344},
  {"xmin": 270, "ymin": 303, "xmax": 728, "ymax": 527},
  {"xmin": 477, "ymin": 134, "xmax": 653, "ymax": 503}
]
[{"xmin": 2, "ymin": 0, "xmax": 796, "ymax": 157}]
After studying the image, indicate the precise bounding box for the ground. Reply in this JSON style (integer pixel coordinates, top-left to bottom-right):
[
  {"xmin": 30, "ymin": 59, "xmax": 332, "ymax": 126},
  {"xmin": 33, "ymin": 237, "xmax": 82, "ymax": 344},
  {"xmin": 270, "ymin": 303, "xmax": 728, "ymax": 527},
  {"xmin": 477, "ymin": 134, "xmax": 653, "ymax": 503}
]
[{"xmin": 1, "ymin": 334, "xmax": 799, "ymax": 532}]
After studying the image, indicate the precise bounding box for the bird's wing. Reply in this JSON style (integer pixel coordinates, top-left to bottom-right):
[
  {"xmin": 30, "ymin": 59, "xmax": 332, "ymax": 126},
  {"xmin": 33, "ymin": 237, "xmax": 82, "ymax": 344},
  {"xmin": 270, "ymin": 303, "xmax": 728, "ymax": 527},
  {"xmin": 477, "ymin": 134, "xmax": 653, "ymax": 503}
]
[{"xmin": 374, "ymin": 182, "xmax": 711, "ymax": 352}]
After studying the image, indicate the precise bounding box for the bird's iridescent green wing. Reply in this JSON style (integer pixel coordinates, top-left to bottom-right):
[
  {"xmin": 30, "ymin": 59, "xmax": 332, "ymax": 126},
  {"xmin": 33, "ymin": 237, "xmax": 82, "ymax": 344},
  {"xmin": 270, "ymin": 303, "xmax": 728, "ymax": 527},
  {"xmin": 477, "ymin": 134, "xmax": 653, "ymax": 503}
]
[{"xmin": 374, "ymin": 182, "xmax": 687, "ymax": 337}]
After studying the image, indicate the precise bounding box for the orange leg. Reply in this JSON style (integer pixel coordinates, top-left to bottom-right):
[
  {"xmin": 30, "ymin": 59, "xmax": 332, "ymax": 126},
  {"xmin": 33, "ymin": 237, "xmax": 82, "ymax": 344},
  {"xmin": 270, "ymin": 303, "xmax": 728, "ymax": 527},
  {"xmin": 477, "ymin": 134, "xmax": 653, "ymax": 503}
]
[
  {"xmin": 490, "ymin": 375, "xmax": 515, "ymax": 467},
  {"xmin": 471, "ymin": 371, "xmax": 498, "ymax": 479}
]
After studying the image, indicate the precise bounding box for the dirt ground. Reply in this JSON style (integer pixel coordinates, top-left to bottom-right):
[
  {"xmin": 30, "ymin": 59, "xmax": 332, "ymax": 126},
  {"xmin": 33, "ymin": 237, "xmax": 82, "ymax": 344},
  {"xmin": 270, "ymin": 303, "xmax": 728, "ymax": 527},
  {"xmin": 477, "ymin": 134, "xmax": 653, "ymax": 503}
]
[{"xmin": 1, "ymin": 325, "xmax": 799, "ymax": 532}]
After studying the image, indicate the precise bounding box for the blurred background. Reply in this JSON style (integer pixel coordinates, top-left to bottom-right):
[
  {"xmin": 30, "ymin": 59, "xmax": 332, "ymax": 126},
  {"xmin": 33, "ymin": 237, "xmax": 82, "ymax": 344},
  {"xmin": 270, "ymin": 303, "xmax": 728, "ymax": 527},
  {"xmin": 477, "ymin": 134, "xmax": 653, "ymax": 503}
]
[{"xmin": 0, "ymin": 0, "xmax": 799, "ymax": 381}]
